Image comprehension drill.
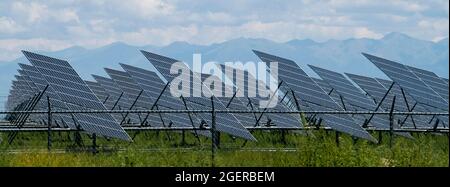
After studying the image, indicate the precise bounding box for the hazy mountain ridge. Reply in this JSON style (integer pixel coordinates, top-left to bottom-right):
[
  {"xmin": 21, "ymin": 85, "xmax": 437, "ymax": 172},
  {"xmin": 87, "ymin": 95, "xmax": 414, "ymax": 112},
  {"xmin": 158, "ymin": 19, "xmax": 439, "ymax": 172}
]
[{"xmin": 0, "ymin": 32, "xmax": 448, "ymax": 98}]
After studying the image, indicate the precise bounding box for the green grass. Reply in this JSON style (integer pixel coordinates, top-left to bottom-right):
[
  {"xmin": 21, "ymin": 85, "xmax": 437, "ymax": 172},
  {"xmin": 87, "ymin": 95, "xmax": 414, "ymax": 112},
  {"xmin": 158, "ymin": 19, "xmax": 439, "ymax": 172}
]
[{"xmin": 0, "ymin": 130, "xmax": 448, "ymax": 167}]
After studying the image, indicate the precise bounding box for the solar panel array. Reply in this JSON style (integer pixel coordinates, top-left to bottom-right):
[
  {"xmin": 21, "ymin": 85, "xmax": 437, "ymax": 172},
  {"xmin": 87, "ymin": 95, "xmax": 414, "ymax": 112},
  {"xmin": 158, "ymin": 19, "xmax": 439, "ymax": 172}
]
[
  {"xmin": 141, "ymin": 50, "xmax": 256, "ymax": 141},
  {"xmin": 104, "ymin": 68, "xmax": 162, "ymax": 126},
  {"xmin": 22, "ymin": 51, "xmax": 131, "ymax": 141},
  {"xmin": 19, "ymin": 63, "xmax": 77, "ymax": 129},
  {"xmin": 4, "ymin": 50, "xmax": 448, "ymax": 144},
  {"xmin": 92, "ymin": 75, "xmax": 141, "ymax": 124},
  {"xmin": 375, "ymin": 78, "xmax": 440, "ymax": 128},
  {"xmin": 218, "ymin": 64, "xmax": 302, "ymax": 128},
  {"xmin": 345, "ymin": 73, "xmax": 424, "ymax": 128},
  {"xmin": 406, "ymin": 65, "xmax": 449, "ymax": 103},
  {"xmin": 7, "ymin": 74, "xmax": 42, "ymax": 124},
  {"xmin": 253, "ymin": 50, "xmax": 377, "ymax": 142},
  {"xmin": 363, "ymin": 53, "xmax": 448, "ymax": 127},
  {"xmin": 363, "ymin": 53, "xmax": 448, "ymax": 111},
  {"xmin": 309, "ymin": 65, "xmax": 392, "ymax": 130},
  {"xmin": 201, "ymin": 73, "xmax": 258, "ymax": 127},
  {"xmin": 310, "ymin": 77, "xmax": 371, "ymax": 128},
  {"xmin": 311, "ymin": 78, "xmax": 344, "ymax": 108},
  {"xmin": 113, "ymin": 64, "xmax": 199, "ymax": 131}
]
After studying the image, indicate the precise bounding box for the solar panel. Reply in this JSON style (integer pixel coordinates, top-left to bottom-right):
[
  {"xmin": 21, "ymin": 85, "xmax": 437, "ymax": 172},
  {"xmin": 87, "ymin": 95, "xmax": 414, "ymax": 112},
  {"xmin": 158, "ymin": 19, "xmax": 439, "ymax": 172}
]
[
  {"xmin": 345, "ymin": 73, "xmax": 425, "ymax": 128},
  {"xmin": 363, "ymin": 53, "xmax": 448, "ymax": 111},
  {"xmin": 376, "ymin": 78, "xmax": 444, "ymax": 128},
  {"xmin": 19, "ymin": 63, "xmax": 77, "ymax": 129},
  {"xmin": 7, "ymin": 75, "xmax": 41, "ymax": 123},
  {"xmin": 18, "ymin": 70, "xmax": 39, "ymax": 92},
  {"xmin": 23, "ymin": 51, "xmax": 131, "ymax": 141},
  {"xmin": 105, "ymin": 68, "xmax": 154, "ymax": 108},
  {"xmin": 120, "ymin": 63, "xmax": 182, "ymax": 110},
  {"xmin": 200, "ymin": 73, "xmax": 261, "ymax": 127},
  {"xmin": 141, "ymin": 50, "xmax": 256, "ymax": 141},
  {"xmin": 16, "ymin": 70, "xmax": 48, "ymax": 123},
  {"xmin": 309, "ymin": 65, "xmax": 393, "ymax": 130},
  {"xmin": 12, "ymin": 75, "xmax": 34, "ymax": 103},
  {"xmin": 309, "ymin": 65, "xmax": 377, "ymax": 110},
  {"xmin": 187, "ymin": 73, "xmax": 257, "ymax": 136},
  {"xmin": 85, "ymin": 80, "xmax": 126, "ymax": 123},
  {"xmin": 253, "ymin": 50, "xmax": 376, "ymax": 142},
  {"xmin": 120, "ymin": 63, "xmax": 210, "ymax": 137},
  {"xmin": 218, "ymin": 64, "xmax": 302, "ymax": 128},
  {"xmin": 92, "ymin": 75, "xmax": 142, "ymax": 125},
  {"xmin": 406, "ymin": 65, "xmax": 449, "ymax": 103},
  {"xmin": 106, "ymin": 67, "xmax": 194, "ymax": 128},
  {"xmin": 441, "ymin": 77, "xmax": 449, "ymax": 83},
  {"xmin": 311, "ymin": 78, "xmax": 345, "ymax": 109}
]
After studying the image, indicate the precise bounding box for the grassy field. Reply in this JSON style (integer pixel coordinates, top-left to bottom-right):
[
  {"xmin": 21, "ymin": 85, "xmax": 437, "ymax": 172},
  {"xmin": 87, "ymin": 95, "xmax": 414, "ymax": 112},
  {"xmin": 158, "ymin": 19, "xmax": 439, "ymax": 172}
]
[{"xmin": 0, "ymin": 130, "xmax": 448, "ymax": 167}]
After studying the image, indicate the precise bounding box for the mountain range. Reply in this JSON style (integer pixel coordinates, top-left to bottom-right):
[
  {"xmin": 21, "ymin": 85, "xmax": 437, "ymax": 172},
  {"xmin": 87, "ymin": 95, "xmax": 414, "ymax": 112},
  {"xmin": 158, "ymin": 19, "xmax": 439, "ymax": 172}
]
[{"xmin": 0, "ymin": 32, "xmax": 448, "ymax": 104}]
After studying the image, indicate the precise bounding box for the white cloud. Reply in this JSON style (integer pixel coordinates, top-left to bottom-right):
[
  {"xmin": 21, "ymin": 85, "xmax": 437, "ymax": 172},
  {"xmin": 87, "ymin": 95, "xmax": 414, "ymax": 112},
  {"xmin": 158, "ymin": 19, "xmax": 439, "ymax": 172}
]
[
  {"xmin": 398, "ymin": 2, "xmax": 428, "ymax": 12},
  {"xmin": 354, "ymin": 27, "xmax": 383, "ymax": 39},
  {"xmin": 11, "ymin": 2, "xmax": 79, "ymax": 23},
  {"xmin": 0, "ymin": 38, "xmax": 72, "ymax": 61},
  {"xmin": 417, "ymin": 18, "xmax": 449, "ymax": 41},
  {"xmin": 113, "ymin": 0, "xmax": 175, "ymax": 19},
  {"xmin": 432, "ymin": 36, "xmax": 447, "ymax": 42},
  {"xmin": 54, "ymin": 9, "xmax": 80, "ymax": 23},
  {"xmin": 12, "ymin": 2, "xmax": 48, "ymax": 23},
  {"xmin": 329, "ymin": 0, "xmax": 428, "ymax": 12},
  {"xmin": 114, "ymin": 21, "xmax": 386, "ymax": 46},
  {"xmin": 119, "ymin": 25, "xmax": 199, "ymax": 46},
  {"xmin": 418, "ymin": 19, "xmax": 449, "ymax": 31},
  {"xmin": 0, "ymin": 0, "xmax": 448, "ymax": 62},
  {"xmin": 0, "ymin": 17, "xmax": 25, "ymax": 34},
  {"xmin": 206, "ymin": 12, "xmax": 236, "ymax": 23}
]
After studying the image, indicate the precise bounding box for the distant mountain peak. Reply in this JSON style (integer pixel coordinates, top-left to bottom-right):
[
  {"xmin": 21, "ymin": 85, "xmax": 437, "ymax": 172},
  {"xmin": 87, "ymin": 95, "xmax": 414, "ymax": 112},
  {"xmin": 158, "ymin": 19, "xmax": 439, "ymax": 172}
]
[
  {"xmin": 224, "ymin": 37, "xmax": 276, "ymax": 44},
  {"xmin": 382, "ymin": 32, "xmax": 413, "ymax": 41},
  {"xmin": 63, "ymin": 45, "xmax": 86, "ymax": 51},
  {"xmin": 438, "ymin": 37, "xmax": 448, "ymax": 44},
  {"xmin": 167, "ymin": 41, "xmax": 192, "ymax": 46},
  {"xmin": 286, "ymin": 38, "xmax": 317, "ymax": 46}
]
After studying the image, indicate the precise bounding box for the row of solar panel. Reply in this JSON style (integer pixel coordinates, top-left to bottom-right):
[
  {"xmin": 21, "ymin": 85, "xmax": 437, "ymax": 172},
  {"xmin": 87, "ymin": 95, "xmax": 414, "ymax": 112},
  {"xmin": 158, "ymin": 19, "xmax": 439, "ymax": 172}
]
[{"xmin": 5, "ymin": 49, "xmax": 448, "ymax": 143}]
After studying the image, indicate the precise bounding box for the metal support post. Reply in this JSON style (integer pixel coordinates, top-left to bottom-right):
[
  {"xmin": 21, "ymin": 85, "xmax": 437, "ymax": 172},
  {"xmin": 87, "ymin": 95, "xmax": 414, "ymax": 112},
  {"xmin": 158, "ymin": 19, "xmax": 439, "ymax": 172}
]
[
  {"xmin": 364, "ymin": 82, "xmax": 394, "ymax": 128},
  {"xmin": 47, "ymin": 96, "xmax": 52, "ymax": 151},
  {"xmin": 210, "ymin": 96, "xmax": 217, "ymax": 167},
  {"xmin": 389, "ymin": 96, "xmax": 396, "ymax": 148}
]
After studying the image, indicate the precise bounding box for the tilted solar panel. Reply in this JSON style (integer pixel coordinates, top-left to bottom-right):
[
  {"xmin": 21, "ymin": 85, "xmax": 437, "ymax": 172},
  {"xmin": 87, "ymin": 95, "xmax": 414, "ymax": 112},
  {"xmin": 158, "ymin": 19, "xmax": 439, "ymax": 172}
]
[
  {"xmin": 120, "ymin": 63, "xmax": 209, "ymax": 137},
  {"xmin": 19, "ymin": 63, "xmax": 77, "ymax": 129},
  {"xmin": 85, "ymin": 80, "xmax": 126, "ymax": 123},
  {"xmin": 200, "ymin": 73, "xmax": 260, "ymax": 127},
  {"xmin": 85, "ymin": 80, "xmax": 109, "ymax": 103},
  {"xmin": 309, "ymin": 65, "xmax": 376, "ymax": 110},
  {"xmin": 105, "ymin": 68, "xmax": 154, "ymax": 108},
  {"xmin": 16, "ymin": 70, "xmax": 48, "ymax": 123},
  {"xmin": 8, "ymin": 75, "xmax": 41, "ymax": 123},
  {"xmin": 309, "ymin": 65, "xmax": 393, "ymax": 130},
  {"xmin": 92, "ymin": 74, "xmax": 142, "ymax": 125},
  {"xmin": 311, "ymin": 78, "xmax": 345, "ymax": 109},
  {"xmin": 376, "ymin": 78, "xmax": 445, "ymax": 128},
  {"xmin": 106, "ymin": 67, "xmax": 193, "ymax": 128},
  {"xmin": 362, "ymin": 53, "xmax": 448, "ymax": 111},
  {"xmin": 441, "ymin": 77, "xmax": 449, "ymax": 83},
  {"xmin": 22, "ymin": 51, "xmax": 131, "ymax": 141},
  {"xmin": 253, "ymin": 50, "xmax": 376, "ymax": 142},
  {"xmin": 12, "ymin": 75, "xmax": 34, "ymax": 103},
  {"xmin": 345, "ymin": 73, "xmax": 429, "ymax": 128},
  {"xmin": 218, "ymin": 64, "xmax": 302, "ymax": 128},
  {"xmin": 406, "ymin": 65, "xmax": 449, "ymax": 103},
  {"xmin": 141, "ymin": 50, "xmax": 256, "ymax": 141}
]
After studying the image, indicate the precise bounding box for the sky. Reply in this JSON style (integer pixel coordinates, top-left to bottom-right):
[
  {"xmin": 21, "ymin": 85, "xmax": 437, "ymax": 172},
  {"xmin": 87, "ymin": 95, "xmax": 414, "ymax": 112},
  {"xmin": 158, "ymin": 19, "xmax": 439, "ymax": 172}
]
[{"xmin": 0, "ymin": 0, "xmax": 448, "ymax": 62}]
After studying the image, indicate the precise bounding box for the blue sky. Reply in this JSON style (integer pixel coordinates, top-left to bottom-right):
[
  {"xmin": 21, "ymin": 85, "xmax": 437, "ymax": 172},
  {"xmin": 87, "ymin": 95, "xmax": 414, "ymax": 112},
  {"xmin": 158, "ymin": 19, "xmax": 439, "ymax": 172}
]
[{"xmin": 0, "ymin": 0, "xmax": 448, "ymax": 61}]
